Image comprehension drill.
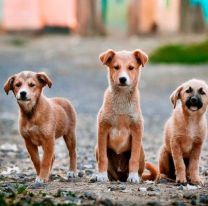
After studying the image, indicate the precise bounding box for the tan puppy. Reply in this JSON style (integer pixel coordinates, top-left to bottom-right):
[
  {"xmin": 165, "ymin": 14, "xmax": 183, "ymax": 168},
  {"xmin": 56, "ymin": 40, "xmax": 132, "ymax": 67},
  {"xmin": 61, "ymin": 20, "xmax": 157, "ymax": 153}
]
[
  {"xmin": 4, "ymin": 71, "xmax": 77, "ymax": 184},
  {"xmin": 159, "ymin": 79, "xmax": 208, "ymax": 185},
  {"xmin": 92, "ymin": 49, "xmax": 157, "ymax": 183}
]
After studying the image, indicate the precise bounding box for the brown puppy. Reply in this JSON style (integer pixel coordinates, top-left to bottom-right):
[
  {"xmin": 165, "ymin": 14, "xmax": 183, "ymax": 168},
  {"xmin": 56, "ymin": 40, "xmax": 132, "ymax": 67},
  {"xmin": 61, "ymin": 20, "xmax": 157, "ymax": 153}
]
[
  {"xmin": 159, "ymin": 79, "xmax": 208, "ymax": 185},
  {"xmin": 4, "ymin": 71, "xmax": 77, "ymax": 184},
  {"xmin": 92, "ymin": 49, "xmax": 157, "ymax": 183}
]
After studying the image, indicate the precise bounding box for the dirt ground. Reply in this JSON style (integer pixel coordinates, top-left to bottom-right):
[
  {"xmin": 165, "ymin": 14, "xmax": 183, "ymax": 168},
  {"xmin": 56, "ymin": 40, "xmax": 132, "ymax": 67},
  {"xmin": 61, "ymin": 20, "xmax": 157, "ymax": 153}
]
[{"xmin": 0, "ymin": 34, "xmax": 208, "ymax": 206}]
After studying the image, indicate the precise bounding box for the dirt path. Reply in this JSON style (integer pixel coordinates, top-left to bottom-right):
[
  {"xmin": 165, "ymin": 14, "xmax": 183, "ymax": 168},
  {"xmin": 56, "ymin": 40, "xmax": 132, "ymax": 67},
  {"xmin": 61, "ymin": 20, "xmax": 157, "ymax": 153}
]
[{"xmin": 0, "ymin": 34, "xmax": 208, "ymax": 205}]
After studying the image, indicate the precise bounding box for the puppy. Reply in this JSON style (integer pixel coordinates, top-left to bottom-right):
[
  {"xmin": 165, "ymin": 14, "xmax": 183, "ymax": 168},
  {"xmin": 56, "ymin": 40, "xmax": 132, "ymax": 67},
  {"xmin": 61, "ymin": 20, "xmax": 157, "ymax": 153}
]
[
  {"xmin": 93, "ymin": 49, "xmax": 157, "ymax": 183},
  {"xmin": 4, "ymin": 71, "xmax": 77, "ymax": 184},
  {"xmin": 159, "ymin": 79, "xmax": 208, "ymax": 185}
]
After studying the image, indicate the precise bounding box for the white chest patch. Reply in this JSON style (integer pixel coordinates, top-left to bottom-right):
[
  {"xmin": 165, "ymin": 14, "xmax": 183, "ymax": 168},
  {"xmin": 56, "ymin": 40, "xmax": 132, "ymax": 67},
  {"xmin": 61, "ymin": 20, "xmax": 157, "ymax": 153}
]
[
  {"xmin": 109, "ymin": 127, "xmax": 131, "ymax": 154},
  {"xmin": 22, "ymin": 125, "xmax": 40, "ymax": 135}
]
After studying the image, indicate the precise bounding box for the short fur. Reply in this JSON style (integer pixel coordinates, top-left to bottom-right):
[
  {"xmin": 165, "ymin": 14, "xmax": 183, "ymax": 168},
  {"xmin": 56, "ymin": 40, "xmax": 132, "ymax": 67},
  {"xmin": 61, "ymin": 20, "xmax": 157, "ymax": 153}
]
[
  {"xmin": 94, "ymin": 49, "xmax": 157, "ymax": 183},
  {"xmin": 159, "ymin": 79, "xmax": 208, "ymax": 185},
  {"xmin": 4, "ymin": 71, "xmax": 77, "ymax": 183}
]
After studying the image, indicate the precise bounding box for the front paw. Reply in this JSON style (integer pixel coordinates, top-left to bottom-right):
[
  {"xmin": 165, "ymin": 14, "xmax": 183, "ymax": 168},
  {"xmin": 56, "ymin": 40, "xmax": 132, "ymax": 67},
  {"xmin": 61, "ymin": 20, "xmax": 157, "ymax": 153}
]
[
  {"xmin": 176, "ymin": 175, "xmax": 187, "ymax": 184},
  {"xmin": 127, "ymin": 172, "xmax": 140, "ymax": 183},
  {"xmin": 67, "ymin": 171, "xmax": 78, "ymax": 179},
  {"xmin": 28, "ymin": 177, "xmax": 45, "ymax": 189},
  {"xmin": 90, "ymin": 172, "xmax": 109, "ymax": 182},
  {"xmin": 35, "ymin": 177, "xmax": 45, "ymax": 184},
  {"xmin": 190, "ymin": 176, "xmax": 203, "ymax": 185}
]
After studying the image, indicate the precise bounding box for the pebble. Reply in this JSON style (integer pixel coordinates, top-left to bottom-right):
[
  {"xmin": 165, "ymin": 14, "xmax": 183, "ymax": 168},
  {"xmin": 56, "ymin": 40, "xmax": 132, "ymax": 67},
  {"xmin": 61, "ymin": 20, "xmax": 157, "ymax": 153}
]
[
  {"xmin": 190, "ymin": 199, "xmax": 196, "ymax": 205},
  {"xmin": 146, "ymin": 201, "xmax": 161, "ymax": 206},
  {"xmin": 89, "ymin": 175, "xmax": 97, "ymax": 183},
  {"xmin": 147, "ymin": 186, "xmax": 155, "ymax": 191},
  {"xmin": 178, "ymin": 185, "xmax": 184, "ymax": 190},
  {"xmin": 85, "ymin": 169, "xmax": 94, "ymax": 176},
  {"xmin": 138, "ymin": 187, "xmax": 147, "ymax": 192},
  {"xmin": 78, "ymin": 171, "xmax": 84, "ymax": 178},
  {"xmin": 183, "ymin": 192, "xmax": 196, "ymax": 199},
  {"xmin": 84, "ymin": 191, "xmax": 97, "ymax": 200},
  {"xmin": 177, "ymin": 202, "xmax": 185, "ymax": 206},
  {"xmin": 108, "ymin": 184, "xmax": 126, "ymax": 191},
  {"xmin": 82, "ymin": 164, "xmax": 94, "ymax": 169},
  {"xmin": 199, "ymin": 195, "xmax": 208, "ymax": 204},
  {"xmin": 158, "ymin": 178, "xmax": 168, "ymax": 184},
  {"xmin": 98, "ymin": 198, "xmax": 113, "ymax": 206}
]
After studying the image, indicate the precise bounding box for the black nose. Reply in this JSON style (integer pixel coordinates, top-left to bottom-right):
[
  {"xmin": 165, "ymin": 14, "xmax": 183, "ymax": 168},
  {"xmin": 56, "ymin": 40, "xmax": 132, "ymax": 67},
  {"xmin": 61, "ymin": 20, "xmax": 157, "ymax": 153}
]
[
  {"xmin": 119, "ymin": 77, "xmax": 127, "ymax": 84},
  {"xmin": 190, "ymin": 96, "xmax": 198, "ymax": 104},
  {"xmin": 20, "ymin": 91, "xmax": 27, "ymax": 98}
]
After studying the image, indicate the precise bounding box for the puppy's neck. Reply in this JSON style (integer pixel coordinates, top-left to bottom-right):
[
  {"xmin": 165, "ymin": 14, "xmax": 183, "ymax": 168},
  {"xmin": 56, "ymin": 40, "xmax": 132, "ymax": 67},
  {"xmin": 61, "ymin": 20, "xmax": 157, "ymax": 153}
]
[
  {"xmin": 109, "ymin": 86, "xmax": 139, "ymax": 116},
  {"xmin": 19, "ymin": 95, "xmax": 46, "ymax": 119},
  {"xmin": 177, "ymin": 106, "xmax": 206, "ymax": 123}
]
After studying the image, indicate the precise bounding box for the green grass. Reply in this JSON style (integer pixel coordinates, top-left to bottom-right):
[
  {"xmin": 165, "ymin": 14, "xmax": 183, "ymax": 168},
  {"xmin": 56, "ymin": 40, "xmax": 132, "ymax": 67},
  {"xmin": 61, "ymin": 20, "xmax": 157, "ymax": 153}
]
[{"xmin": 149, "ymin": 40, "xmax": 208, "ymax": 64}]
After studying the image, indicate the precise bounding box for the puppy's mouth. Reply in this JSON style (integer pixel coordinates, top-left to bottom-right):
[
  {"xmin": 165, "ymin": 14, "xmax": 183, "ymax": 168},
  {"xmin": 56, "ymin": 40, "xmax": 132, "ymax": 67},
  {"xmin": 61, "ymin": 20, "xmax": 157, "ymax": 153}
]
[
  {"xmin": 185, "ymin": 96, "xmax": 203, "ymax": 112},
  {"xmin": 17, "ymin": 98, "xmax": 31, "ymax": 102},
  {"xmin": 118, "ymin": 83, "xmax": 129, "ymax": 87},
  {"xmin": 189, "ymin": 106, "xmax": 200, "ymax": 112}
]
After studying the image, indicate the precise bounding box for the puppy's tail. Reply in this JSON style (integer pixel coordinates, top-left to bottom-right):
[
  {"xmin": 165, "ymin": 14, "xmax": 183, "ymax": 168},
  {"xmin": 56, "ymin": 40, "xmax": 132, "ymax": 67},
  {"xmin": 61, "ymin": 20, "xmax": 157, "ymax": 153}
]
[{"xmin": 142, "ymin": 162, "xmax": 159, "ymax": 181}]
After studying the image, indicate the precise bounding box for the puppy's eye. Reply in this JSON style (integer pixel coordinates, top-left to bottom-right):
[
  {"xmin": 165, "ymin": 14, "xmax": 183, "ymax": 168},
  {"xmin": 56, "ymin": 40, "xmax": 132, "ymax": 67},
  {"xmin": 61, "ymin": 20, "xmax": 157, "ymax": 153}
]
[
  {"xmin": 128, "ymin": 65, "xmax": 134, "ymax": 70},
  {"xmin": 114, "ymin": 65, "xmax": 119, "ymax": 70},
  {"xmin": 186, "ymin": 87, "xmax": 193, "ymax": 93},
  {"xmin": 199, "ymin": 88, "xmax": 206, "ymax": 95},
  {"xmin": 15, "ymin": 83, "xmax": 21, "ymax": 88},
  {"xmin": 29, "ymin": 83, "xmax": 35, "ymax": 87}
]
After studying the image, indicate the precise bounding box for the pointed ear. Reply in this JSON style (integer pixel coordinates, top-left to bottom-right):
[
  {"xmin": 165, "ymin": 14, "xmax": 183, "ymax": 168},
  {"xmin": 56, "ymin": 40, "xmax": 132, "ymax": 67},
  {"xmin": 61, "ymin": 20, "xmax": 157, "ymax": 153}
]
[
  {"xmin": 99, "ymin": 49, "xmax": 115, "ymax": 66},
  {"xmin": 4, "ymin": 75, "xmax": 16, "ymax": 95},
  {"xmin": 170, "ymin": 85, "xmax": 183, "ymax": 109},
  {"xmin": 36, "ymin": 72, "xmax": 52, "ymax": 88},
  {"xmin": 133, "ymin": 49, "xmax": 148, "ymax": 67}
]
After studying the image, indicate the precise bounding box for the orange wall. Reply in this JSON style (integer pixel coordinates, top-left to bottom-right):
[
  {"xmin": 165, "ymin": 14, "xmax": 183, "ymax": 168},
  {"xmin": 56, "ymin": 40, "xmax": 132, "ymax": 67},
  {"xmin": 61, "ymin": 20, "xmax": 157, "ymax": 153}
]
[{"xmin": 3, "ymin": 0, "xmax": 77, "ymax": 30}]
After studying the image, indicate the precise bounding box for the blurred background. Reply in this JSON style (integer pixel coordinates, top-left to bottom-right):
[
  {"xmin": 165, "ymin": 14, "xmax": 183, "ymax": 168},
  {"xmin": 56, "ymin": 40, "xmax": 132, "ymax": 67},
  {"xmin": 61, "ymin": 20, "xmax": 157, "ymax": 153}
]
[
  {"xmin": 1, "ymin": 0, "xmax": 208, "ymax": 35},
  {"xmin": 0, "ymin": 0, "xmax": 208, "ymax": 204}
]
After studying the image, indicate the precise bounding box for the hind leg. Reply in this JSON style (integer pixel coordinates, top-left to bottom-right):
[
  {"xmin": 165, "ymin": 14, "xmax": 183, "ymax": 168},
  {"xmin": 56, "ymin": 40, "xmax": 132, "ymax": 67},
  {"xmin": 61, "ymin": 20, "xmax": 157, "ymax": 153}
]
[
  {"xmin": 159, "ymin": 146, "xmax": 173, "ymax": 180},
  {"xmin": 64, "ymin": 130, "xmax": 77, "ymax": 178}
]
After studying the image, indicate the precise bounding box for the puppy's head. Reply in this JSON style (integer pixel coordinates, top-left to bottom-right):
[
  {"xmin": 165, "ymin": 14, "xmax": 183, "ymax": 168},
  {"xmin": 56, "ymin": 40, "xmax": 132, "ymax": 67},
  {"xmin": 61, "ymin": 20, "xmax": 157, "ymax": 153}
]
[
  {"xmin": 99, "ymin": 49, "xmax": 148, "ymax": 90},
  {"xmin": 170, "ymin": 79, "xmax": 208, "ymax": 113},
  {"xmin": 4, "ymin": 71, "xmax": 52, "ymax": 110}
]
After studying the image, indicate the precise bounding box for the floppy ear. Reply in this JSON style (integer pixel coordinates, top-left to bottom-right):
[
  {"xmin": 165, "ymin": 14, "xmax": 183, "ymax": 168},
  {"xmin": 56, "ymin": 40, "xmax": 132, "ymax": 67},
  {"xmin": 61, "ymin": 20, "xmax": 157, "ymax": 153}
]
[
  {"xmin": 133, "ymin": 49, "xmax": 148, "ymax": 67},
  {"xmin": 99, "ymin": 49, "xmax": 115, "ymax": 66},
  {"xmin": 36, "ymin": 72, "xmax": 52, "ymax": 88},
  {"xmin": 4, "ymin": 75, "xmax": 16, "ymax": 95},
  {"xmin": 170, "ymin": 85, "xmax": 183, "ymax": 109}
]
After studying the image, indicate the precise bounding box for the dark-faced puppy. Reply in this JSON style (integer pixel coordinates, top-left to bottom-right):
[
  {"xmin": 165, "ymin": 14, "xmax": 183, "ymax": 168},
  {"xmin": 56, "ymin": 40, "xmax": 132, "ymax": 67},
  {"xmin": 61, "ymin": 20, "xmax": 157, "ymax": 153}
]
[
  {"xmin": 92, "ymin": 49, "xmax": 158, "ymax": 183},
  {"xmin": 159, "ymin": 79, "xmax": 208, "ymax": 185},
  {"xmin": 4, "ymin": 71, "xmax": 77, "ymax": 184}
]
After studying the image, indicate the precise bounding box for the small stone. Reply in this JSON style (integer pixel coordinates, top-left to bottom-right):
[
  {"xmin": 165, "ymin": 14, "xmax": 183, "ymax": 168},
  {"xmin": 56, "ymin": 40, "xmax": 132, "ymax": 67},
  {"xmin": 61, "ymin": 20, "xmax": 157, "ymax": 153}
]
[
  {"xmin": 108, "ymin": 184, "xmax": 126, "ymax": 191},
  {"xmin": 138, "ymin": 187, "xmax": 147, "ymax": 192},
  {"xmin": 158, "ymin": 178, "xmax": 168, "ymax": 184},
  {"xmin": 78, "ymin": 171, "xmax": 84, "ymax": 178},
  {"xmin": 28, "ymin": 182, "xmax": 45, "ymax": 189},
  {"xmin": 85, "ymin": 169, "xmax": 93, "ymax": 176},
  {"xmin": 89, "ymin": 175, "xmax": 97, "ymax": 183},
  {"xmin": 147, "ymin": 186, "xmax": 155, "ymax": 191},
  {"xmin": 190, "ymin": 199, "xmax": 196, "ymax": 205},
  {"xmin": 178, "ymin": 185, "xmax": 184, "ymax": 190},
  {"xmin": 200, "ymin": 195, "xmax": 208, "ymax": 204},
  {"xmin": 183, "ymin": 192, "xmax": 196, "ymax": 200},
  {"xmin": 82, "ymin": 164, "xmax": 93, "ymax": 169},
  {"xmin": 98, "ymin": 198, "xmax": 113, "ymax": 206},
  {"xmin": 177, "ymin": 202, "xmax": 185, "ymax": 206},
  {"xmin": 84, "ymin": 191, "xmax": 96, "ymax": 200},
  {"xmin": 147, "ymin": 201, "xmax": 161, "ymax": 206}
]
